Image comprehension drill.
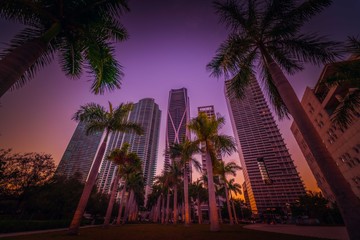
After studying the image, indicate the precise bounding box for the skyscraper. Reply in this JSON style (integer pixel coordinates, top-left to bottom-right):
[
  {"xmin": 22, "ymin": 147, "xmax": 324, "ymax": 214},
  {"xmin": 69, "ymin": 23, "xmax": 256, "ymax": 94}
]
[
  {"xmin": 164, "ymin": 88, "xmax": 190, "ymax": 172},
  {"xmin": 291, "ymin": 57, "xmax": 360, "ymax": 201},
  {"xmin": 56, "ymin": 121, "xmax": 103, "ymax": 182},
  {"xmin": 97, "ymin": 98, "xmax": 161, "ymax": 201},
  {"xmin": 198, "ymin": 105, "xmax": 220, "ymax": 173},
  {"xmin": 225, "ymin": 78, "xmax": 305, "ymax": 216}
]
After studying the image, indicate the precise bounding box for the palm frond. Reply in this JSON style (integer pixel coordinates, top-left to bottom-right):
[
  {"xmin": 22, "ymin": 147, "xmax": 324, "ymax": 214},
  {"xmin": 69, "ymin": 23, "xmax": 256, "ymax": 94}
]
[
  {"xmin": 213, "ymin": 134, "xmax": 236, "ymax": 156},
  {"xmin": 0, "ymin": 27, "xmax": 56, "ymax": 90},
  {"xmin": 116, "ymin": 122, "xmax": 144, "ymax": 135},
  {"xmin": 58, "ymin": 39, "xmax": 84, "ymax": 78},
  {"xmin": 261, "ymin": 0, "xmax": 295, "ymax": 33},
  {"xmin": 0, "ymin": 0, "xmax": 42, "ymax": 25},
  {"xmin": 268, "ymin": 0, "xmax": 332, "ymax": 38},
  {"xmin": 277, "ymin": 34, "xmax": 341, "ymax": 66},
  {"xmin": 85, "ymin": 41, "xmax": 123, "ymax": 94},
  {"xmin": 259, "ymin": 61, "xmax": 290, "ymax": 119},
  {"xmin": 324, "ymin": 60, "xmax": 360, "ymax": 88},
  {"xmin": 346, "ymin": 36, "xmax": 360, "ymax": 57},
  {"xmin": 266, "ymin": 46, "xmax": 303, "ymax": 74},
  {"xmin": 207, "ymin": 34, "xmax": 255, "ymax": 78},
  {"xmin": 213, "ymin": 0, "xmax": 248, "ymax": 32},
  {"xmin": 287, "ymin": 0, "xmax": 332, "ymax": 25},
  {"xmin": 84, "ymin": 121, "xmax": 107, "ymax": 135},
  {"xmin": 331, "ymin": 89, "xmax": 360, "ymax": 129},
  {"xmin": 192, "ymin": 158, "xmax": 202, "ymax": 174},
  {"xmin": 72, "ymin": 102, "xmax": 107, "ymax": 122},
  {"xmin": 225, "ymin": 62, "xmax": 255, "ymax": 100}
]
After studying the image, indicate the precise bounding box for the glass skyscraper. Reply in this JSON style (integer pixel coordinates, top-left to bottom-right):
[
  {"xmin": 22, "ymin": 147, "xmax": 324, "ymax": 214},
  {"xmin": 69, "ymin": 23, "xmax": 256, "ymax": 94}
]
[
  {"xmin": 225, "ymin": 78, "xmax": 305, "ymax": 216},
  {"xmin": 56, "ymin": 121, "xmax": 103, "ymax": 182},
  {"xmin": 97, "ymin": 98, "xmax": 161, "ymax": 201},
  {"xmin": 164, "ymin": 88, "xmax": 190, "ymax": 174}
]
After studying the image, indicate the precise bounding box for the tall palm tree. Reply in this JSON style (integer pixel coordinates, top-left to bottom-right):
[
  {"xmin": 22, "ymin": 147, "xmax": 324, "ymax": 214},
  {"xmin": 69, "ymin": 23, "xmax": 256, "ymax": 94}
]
[
  {"xmin": 324, "ymin": 36, "xmax": 360, "ymax": 128},
  {"xmin": 123, "ymin": 170, "xmax": 144, "ymax": 223},
  {"xmin": 68, "ymin": 102, "xmax": 143, "ymax": 235},
  {"xmin": 103, "ymin": 145, "xmax": 140, "ymax": 227},
  {"xmin": 0, "ymin": 0, "xmax": 129, "ymax": 97},
  {"xmin": 189, "ymin": 179, "xmax": 208, "ymax": 224},
  {"xmin": 167, "ymin": 160, "xmax": 182, "ymax": 224},
  {"xmin": 188, "ymin": 112, "xmax": 236, "ymax": 231},
  {"xmin": 208, "ymin": 1, "xmax": 360, "ymax": 238},
  {"xmin": 214, "ymin": 161, "xmax": 241, "ymax": 225},
  {"xmin": 227, "ymin": 178, "xmax": 242, "ymax": 223},
  {"xmin": 168, "ymin": 139, "xmax": 201, "ymax": 226}
]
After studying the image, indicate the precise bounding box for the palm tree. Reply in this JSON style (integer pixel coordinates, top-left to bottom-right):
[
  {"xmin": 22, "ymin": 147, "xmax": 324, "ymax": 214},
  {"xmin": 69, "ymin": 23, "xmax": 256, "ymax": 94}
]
[
  {"xmin": 227, "ymin": 178, "xmax": 242, "ymax": 223},
  {"xmin": 103, "ymin": 144, "xmax": 139, "ymax": 227},
  {"xmin": 168, "ymin": 139, "xmax": 201, "ymax": 226},
  {"xmin": 188, "ymin": 112, "xmax": 236, "ymax": 231},
  {"xmin": 68, "ymin": 102, "xmax": 143, "ymax": 235},
  {"xmin": 324, "ymin": 36, "xmax": 360, "ymax": 128},
  {"xmin": 214, "ymin": 161, "xmax": 241, "ymax": 225},
  {"xmin": 208, "ymin": 1, "xmax": 360, "ymax": 238},
  {"xmin": 123, "ymin": 170, "xmax": 144, "ymax": 223},
  {"xmin": 167, "ymin": 160, "xmax": 182, "ymax": 224},
  {"xmin": 189, "ymin": 179, "xmax": 208, "ymax": 224},
  {"xmin": 0, "ymin": 0, "xmax": 129, "ymax": 97},
  {"xmin": 115, "ymin": 152, "xmax": 142, "ymax": 225}
]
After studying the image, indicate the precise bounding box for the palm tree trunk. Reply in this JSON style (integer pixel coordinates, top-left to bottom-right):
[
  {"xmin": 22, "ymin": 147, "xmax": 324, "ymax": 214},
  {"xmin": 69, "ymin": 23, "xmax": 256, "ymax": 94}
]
[
  {"xmin": 173, "ymin": 186, "xmax": 178, "ymax": 224},
  {"xmin": 184, "ymin": 165, "xmax": 191, "ymax": 226},
  {"xmin": 165, "ymin": 191, "xmax": 170, "ymax": 224},
  {"xmin": 224, "ymin": 186, "xmax": 233, "ymax": 225},
  {"xmin": 262, "ymin": 49, "xmax": 360, "ymax": 240},
  {"xmin": 231, "ymin": 197, "xmax": 238, "ymax": 224},
  {"xmin": 0, "ymin": 22, "xmax": 61, "ymax": 98},
  {"xmin": 68, "ymin": 130, "xmax": 109, "ymax": 235},
  {"xmin": 161, "ymin": 194, "xmax": 166, "ymax": 223},
  {"xmin": 205, "ymin": 151, "xmax": 220, "ymax": 231},
  {"xmin": 155, "ymin": 195, "xmax": 161, "ymax": 222},
  {"xmin": 103, "ymin": 171, "xmax": 120, "ymax": 227},
  {"xmin": 197, "ymin": 197, "xmax": 202, "ymax": 224},
  {"xmin": 116, "ymin": 181, "xmax": 127, "ymax": 225},
  {"xmin": 124, "ymin": 190, "xmax": 134, "ymax": 223}
]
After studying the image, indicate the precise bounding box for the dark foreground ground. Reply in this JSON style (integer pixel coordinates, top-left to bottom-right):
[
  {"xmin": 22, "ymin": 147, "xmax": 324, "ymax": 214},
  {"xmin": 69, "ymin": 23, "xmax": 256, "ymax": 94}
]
[{"xmin": 0, "ymin": 224, "xmax": 327, "ymax": 240}]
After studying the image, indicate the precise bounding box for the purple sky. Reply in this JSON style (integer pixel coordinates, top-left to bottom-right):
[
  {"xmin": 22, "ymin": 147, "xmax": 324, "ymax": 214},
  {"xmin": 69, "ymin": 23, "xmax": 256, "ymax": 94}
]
[{"xmin": 1, "ymin": 0, "xmax": 359, "ymax": 191}]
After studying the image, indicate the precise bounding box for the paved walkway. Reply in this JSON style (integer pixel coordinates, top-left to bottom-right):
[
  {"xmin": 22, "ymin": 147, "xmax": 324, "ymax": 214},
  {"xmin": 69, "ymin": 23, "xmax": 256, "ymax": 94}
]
[
  {"xmin": 244, "ymin": 224, "xmax": 349, "ymax": 240},
  {"xmin": 0, "ymin": 225, "xmax": 97, "ymax": 238}
]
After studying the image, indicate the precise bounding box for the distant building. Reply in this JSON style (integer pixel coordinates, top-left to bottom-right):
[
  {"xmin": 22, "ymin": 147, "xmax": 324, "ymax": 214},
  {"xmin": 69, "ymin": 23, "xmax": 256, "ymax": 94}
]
[
  {"xmin": 291, "ymin": 57, "xmax": 360, "ymax": 201},
  {"xmin": 225, "ymin": 78, "xmax": 306, "ymax": 216},
  {"xmin": 164, "ymin": 88, "xmax": 191, "ymax": 179},
  {"xmin": 97, "ymin": 98, "xmax": 161, "ymax": 203},
  {"xmin": 197, "ymin": 105, "xmax": 223, "ymax": 173},
  {"xmin": 56, "ymin": 121, "xmax": 103, "ymax": 182}
]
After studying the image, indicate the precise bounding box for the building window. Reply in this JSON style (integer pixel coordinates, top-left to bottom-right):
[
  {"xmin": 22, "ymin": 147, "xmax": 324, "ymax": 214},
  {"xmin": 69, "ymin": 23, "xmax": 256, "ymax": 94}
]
[{"xmin": 257, "ymin": 157, "xmax": 272, "ymax": 185}]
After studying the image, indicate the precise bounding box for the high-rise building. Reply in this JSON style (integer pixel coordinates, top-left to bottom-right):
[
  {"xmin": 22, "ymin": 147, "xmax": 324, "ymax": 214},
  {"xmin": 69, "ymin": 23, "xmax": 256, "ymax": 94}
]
[
  {"xmin": 164, "ymin": 88, "xmax": 190, "ymax": 173},
  {"xmin": 97, "ymin": 98, "xmax": 161, "ymax": 201},
  {"xmin": 225, "ymin": 78, "xmax": 306, "ymax": 216},
  {"xmin": 198, "ymin": 105, "xmax": 221, "ymax": 173},
  {"xmin": 56, "ymin": 121, "xmax": 103, "ymax": 182},
  {"xmin": 291, "ymin": 57, "xmax": 360, "ymax": 201}
]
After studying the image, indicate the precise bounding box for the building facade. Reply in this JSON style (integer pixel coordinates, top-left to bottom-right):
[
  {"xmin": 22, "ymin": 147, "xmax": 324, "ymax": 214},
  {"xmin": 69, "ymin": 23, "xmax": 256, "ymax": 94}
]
[
  {"xmin": 56, "ymin": 121, "xmax": 103, "ymax": 182},
  {"xmin": 97, "ymin": 98, "xmax": 161, "ymax": 202},
  {"xmin": 164, "ymin": 88, "xmax": 190, "ymax": 173},
  {"xmin": 225, "ymin": 78, "xmax": 306, "ymax": 216},
  {"xmin": 291, "ymin": 58, "xmax": 360, "ymax": 201},
  {"xmin": 197, "ymin": 105, "xmax": 222, "ymax": 173}
]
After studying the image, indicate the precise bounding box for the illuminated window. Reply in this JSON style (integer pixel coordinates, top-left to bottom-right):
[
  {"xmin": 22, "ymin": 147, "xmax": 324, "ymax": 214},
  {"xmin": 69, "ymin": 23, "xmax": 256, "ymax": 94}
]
[{"xmin": 257, "ymin": 157, "xmax": 272, "ymax": 184}]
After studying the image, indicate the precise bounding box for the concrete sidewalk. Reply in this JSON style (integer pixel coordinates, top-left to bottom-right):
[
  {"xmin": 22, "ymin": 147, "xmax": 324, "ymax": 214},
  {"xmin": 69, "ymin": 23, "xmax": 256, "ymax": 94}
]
[
  {"xmin": 0, "ymin": 225, "xmax": 97, "ymax": 238},
  {"xmin": 244, "ymin": 224, "xmax": 349, "ymax": 240}
]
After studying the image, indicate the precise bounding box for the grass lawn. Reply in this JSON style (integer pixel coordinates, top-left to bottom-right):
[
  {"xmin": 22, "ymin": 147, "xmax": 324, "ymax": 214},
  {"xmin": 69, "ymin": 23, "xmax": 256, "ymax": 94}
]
[{"xmin": 1, "ymin": 224, "xmax": 326, "ymax": 240}]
